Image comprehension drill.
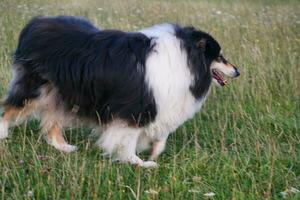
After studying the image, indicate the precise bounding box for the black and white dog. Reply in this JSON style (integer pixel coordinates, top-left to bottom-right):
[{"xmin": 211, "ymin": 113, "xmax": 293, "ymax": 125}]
[{"xmin": 0, "ymin": 16, "xmax": 239, "ymax": 167}]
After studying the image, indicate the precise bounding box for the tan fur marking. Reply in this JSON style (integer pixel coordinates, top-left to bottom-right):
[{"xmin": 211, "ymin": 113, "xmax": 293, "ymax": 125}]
[
  {"xmin": 2, "ymin": 100, "xmax": 36, "ymax": 121},
  {"xmin": 47, "ymin": 124, "xmax": 68, "ymax": 145},
  {"xmin": 2, "ymin": 106, "xmax": 20, "ymax": 121},
  {"xmin": 225, "ymin": 63, "xmax": 234, "ymax": 68}
]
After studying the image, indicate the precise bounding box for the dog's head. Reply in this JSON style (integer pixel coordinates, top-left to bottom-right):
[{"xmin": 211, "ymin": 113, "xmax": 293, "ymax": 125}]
[
  {"xmin": 210, "ymin": 53, "xmax": 240, "ymax": 86},
  {"xmin": 184, "ymin": 27, "xmax": 240, "ymax": 86}
]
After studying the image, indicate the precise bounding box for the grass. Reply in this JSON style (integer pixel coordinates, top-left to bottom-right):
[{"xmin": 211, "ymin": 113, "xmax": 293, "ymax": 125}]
[{"xmin": 0, "ymin": 0, "xmax": 299, "ymax": 199}]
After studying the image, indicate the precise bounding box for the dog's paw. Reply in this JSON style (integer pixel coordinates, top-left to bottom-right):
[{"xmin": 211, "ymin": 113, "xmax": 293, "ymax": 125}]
[
  {"xmin": 57, "ymin": 144, "xmax": 78, "ymax": 153},
  {"xmin": 139, "ymin": 161, "xmax": 158, "ymax": 168},
  {"xmin": 0, "ymin": 121, "xmax": 9, "ymax": 139},
  {"xmin": 116, "ymin": 154, "xmax": 158, "ymax": 168}
]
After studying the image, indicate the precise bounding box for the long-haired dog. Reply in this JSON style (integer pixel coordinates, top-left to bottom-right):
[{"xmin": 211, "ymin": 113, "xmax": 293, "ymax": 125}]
[{"xmin": 0, "ymin": 16, "xmax": 239, "ymax": 167}]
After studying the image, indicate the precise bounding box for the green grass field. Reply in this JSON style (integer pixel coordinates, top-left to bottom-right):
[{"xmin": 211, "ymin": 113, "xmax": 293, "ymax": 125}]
[{"xmin": 0, "ymin": 0, "xmax": 299, "ymax": 199}]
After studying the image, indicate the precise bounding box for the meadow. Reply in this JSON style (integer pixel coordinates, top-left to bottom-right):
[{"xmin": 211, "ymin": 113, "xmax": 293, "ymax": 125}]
[{"xmin": 0, "ymin": 0, "xmax": 299, "ymax": 199}]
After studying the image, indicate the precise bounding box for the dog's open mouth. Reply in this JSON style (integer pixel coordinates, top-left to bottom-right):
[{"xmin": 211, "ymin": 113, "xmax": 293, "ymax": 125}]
[{"xmin": 212, "ymin": 69, "xmax": 227, "ymax": 86}]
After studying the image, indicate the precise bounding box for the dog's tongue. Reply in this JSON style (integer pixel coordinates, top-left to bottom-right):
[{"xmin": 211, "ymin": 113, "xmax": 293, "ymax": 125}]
[{"xmin": 212, "ymin": 70, "xmax": 227, "ymax": 86}]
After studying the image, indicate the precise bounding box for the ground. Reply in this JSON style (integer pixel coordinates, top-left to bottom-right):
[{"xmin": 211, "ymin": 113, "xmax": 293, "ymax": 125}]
[{"xmin": 0, "ymin": 0, "xmax": 299, "ymax": 199}]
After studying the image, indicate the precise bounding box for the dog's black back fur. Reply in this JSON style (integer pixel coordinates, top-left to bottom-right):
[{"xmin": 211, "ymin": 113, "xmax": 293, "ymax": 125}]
[{"xmin": 8, "ymin": 16, "xmax": 157, "ymax": 126}]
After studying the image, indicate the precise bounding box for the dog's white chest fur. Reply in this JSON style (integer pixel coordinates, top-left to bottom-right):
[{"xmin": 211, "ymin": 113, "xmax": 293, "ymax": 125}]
[{"xmin": 140, "ymin": 24, "xmax": 207, "ymax": 140}]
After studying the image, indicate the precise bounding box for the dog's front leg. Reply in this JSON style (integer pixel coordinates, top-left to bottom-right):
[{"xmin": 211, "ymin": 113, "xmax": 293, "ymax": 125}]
[{"xmin": 97, "ymin": 121, "xmax": 158, "ymax": 168}]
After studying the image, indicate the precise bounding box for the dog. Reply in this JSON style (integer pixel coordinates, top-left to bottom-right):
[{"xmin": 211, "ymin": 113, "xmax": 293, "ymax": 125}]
[{"xmin": 0, "ymin": 16, "xmax": 239, "ymax": 168}]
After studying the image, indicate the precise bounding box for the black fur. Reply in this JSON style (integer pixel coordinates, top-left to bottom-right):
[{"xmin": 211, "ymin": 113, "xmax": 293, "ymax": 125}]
[
  {"xmin": 7, "ymin": 16, "xmax": 157, "ymax": 126},
  {"xmin": 175, "ymin": 26, "xmax": 220, "ymax": 98}
]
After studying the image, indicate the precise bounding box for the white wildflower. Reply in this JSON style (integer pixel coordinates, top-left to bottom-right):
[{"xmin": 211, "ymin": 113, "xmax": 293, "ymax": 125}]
[
  {"xmin": 280, "ymin": 187, "xmax": 300, "ymax": 198},
  {"xmin": 192, "ymin": 176, "xmax": 201, "ymax": 182},
  {"xmin": 280, "ymin": 191, "xmax": 288, "ymax": 198},
  {"xmin": 204, "ymin": 192, "xmax": 216, "ymax": 197},
  {"xmin": 145, "ymin": 189, "xmax": 158, "ymax": 195},
  {"xmin": 216, "ymin": 10, "xmax": 222, "ymax": 15},
  {"xmin": 290, "ymin": 187, "xmax": 300, "ymax": 194},
  {"xmin": 27, "ymin": 190, "xmax": 33, "ymax": 197}
]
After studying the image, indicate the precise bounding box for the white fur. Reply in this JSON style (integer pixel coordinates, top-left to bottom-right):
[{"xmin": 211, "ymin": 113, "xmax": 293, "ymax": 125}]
[
  {"xmin": 138, "ymin": 24, "xmax": 208, "ymax": 158},
  {"xmin": 136, "ymin": 133, "xmax": 151, "ymax": 153},
  {"xmin": 46, "ymin": 137, "xmax": 77, "ymax": 153},
  {"xmin": 97, "ymin": 120, "xmax": 158, "ymax": 168},
  {"xmin": 139, "ymin": 23, "xmax": 175, "ymax": 38},
  {"xmin": 150, "ymin": 138, "xmax": 168, "ymax": 160},
  {"xmin": 0, "ymin": 120, "xmax": 9, "ymax": 139},
  {"xmin": 211, "ymin": 61, "xmax": 236, "ymax": 77}
]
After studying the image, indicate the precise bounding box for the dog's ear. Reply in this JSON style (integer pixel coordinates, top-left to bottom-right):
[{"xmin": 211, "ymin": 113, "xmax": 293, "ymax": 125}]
[
  {"xmin": 196, "ymin": 38, "xmax": 206, "ymax": 51},
  {"xmin": 198, "ymin": 35, "xmax": 220, "ymax": 58}
]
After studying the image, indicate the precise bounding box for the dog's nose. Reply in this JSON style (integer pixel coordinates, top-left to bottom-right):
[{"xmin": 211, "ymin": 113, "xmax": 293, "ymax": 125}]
[{"xmin": 233, "ymin": 66, "xmax": 240, "ymax": 77}]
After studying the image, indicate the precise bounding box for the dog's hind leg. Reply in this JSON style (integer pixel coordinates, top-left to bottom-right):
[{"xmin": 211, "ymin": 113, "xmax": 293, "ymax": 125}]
[
  {"xmin": 39, "ymin": 109, "xmax": 77, "ymax": 153},
  {"xmin": 1, "ymin": 64, "xmax": 45, "ymax": 139},
  {"xmin": 0, "ymin": 117, "xmax": 9, "ymax": 139},
  {"xmin": 97, "ymin": 121, "xmax": 158, "ymax": 168},
  {"xmin": 0, "ymin": 103, "xmax": 34, "ymax": 139},
  {"xmin": 32, "ymin": 85, "xmax": 77, "ymax": 153},
  {"xmin": 42, "ymin": 122, "xmax": 77, "ymax": 153},
  {"xmin": 0, "ymin": 106, "xmax": 18, "ymax": 139}
]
